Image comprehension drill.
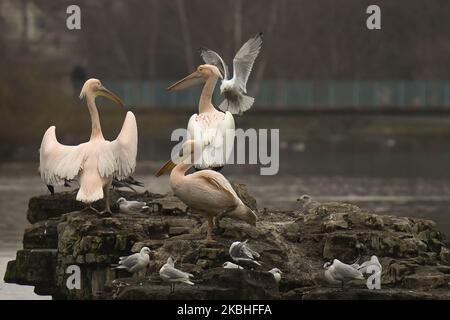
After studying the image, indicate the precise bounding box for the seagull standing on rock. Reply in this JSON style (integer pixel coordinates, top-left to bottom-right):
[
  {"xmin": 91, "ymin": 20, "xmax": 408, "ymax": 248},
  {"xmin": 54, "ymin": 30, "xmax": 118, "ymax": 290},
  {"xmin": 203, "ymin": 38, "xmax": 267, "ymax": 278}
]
[
  {"xmin": 113, "ymin": 247, "xmax": 151, "ymax": 277},
  {"xmin": 229, "ymin": 240, "xmax": 261, "ymax": 267},
  {"xmin": 323, "ymin": 259, "xmax": 364, "ymax": 288},
  {"xmin": 116, "ymin": 197, "xmax": 149, "ymax": 214},
  {"xmin": 268, "ymin": 268, "xmax": 282, "ymax": 284},
  {"xmin": 222, "ymin": 261, "xmax": 243, "ymax": 269},
  {"xmin": 200, "ymin": 33, "xmax": 263, "ymax": 114},
  {"xmin": 297, "ymin": 194, "xmax": 320, "ymax": 213},
  {"xmin": 159, "ymin": 257, "xmax": 195, "ymax": 293}
]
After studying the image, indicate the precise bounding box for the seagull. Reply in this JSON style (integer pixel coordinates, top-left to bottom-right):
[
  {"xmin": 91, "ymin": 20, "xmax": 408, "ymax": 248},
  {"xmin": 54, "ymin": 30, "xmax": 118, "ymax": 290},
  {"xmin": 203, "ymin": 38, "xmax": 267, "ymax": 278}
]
[
  {"xmin": 222, "ymin": 261, "xmax": 243, "ymax": 269},
  {"xmin": 229, "ymin": 240, "xmax": 261, "ymax": 267},
  {"xmin": 116, "ymin": 197, "xmax": 149, "ymax": 214},
  {"xmin": 159, "ymin": 257, "xmax": 194, "ymax": 293},
  {"xmin": 323, "ymin": 259, "xmax": 364, "ymax": 288},
  {"xmin": 357, "ymin": 255, "xmax": 382, "ymax": 274},
  {"xmin": 268, "ymin": 268, "xmax": 282, "ymax": 284},
  {"xmin": 112, "ymin": 176, "xmax": 144, "ymax": 192},
  {"xmin": 200, "ymin": 32, "xmax": 263, "ymax": 115},
  {"xmin": 297, "ymin": 194, "xmax": 320, "ymax": 213},
  {"xmin": 113, "ymin": 247, "xmax": 151, "ymax": 277}
]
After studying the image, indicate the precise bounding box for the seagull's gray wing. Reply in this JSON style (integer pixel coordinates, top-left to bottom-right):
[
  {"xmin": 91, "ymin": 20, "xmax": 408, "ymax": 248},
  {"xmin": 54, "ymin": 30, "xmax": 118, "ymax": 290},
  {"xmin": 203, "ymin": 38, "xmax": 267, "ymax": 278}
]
[
  {"xmin": 334, "ymin": 261, "xmax": 364, "ymax": 280},
  {"xmin": 232, "ymin": 33, "xmax": 263, "ymax": 92},
  {"xmin": 119, "ymin": 253, "xmax": 140, "ymax": 269},
  {"xmin": 242, "ymin": 244, "xmax": 259, "ymax": 259},
  {"xmin": 127, "ymin": 201, "xmax": 147, "ymax": 211},
  {"xmin": 200, "ymin": 47, "xmax": 229, "ymax": 79},
  {"xmin": 161, "ymin": 265, "xmax": 193, "ymax": 280}
]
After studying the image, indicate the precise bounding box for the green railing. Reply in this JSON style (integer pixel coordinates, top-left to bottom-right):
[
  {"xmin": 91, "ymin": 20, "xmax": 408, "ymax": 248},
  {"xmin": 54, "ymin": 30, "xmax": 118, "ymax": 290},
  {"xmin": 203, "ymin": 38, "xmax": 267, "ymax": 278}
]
[{"xmin": 103, "ymin": 80, "xmax": 450, "ymax": 109}]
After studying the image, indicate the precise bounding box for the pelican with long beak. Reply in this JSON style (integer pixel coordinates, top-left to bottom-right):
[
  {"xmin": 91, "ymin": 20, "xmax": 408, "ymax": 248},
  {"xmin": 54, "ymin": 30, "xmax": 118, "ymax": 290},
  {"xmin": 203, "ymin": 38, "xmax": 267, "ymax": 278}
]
[
  {"xmin": 155, "ymin": 140, "xmax": 257, "ymax": 242},
  {"xmin": 39, "ymin": 78, "xmax": 138, "ymax": 214},
  {"xmin": 168, "ymin": 64, "xmax": 235, "ymax": 171}
]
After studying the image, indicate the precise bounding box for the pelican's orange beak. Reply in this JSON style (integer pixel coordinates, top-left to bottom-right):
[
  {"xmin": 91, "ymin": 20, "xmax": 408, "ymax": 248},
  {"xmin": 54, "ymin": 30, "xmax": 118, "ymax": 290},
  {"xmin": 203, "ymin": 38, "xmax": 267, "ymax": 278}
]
[
  {"xmin": 96, "ymin": 85, "xmax": 124, "ymax": 107},
  {"xmin": 167, "ymin": 70, "xmax": 204, "ymax": 91},
  {"xmin": 155, "ymin": 160, "xmax": 176, "ymax": 177}
]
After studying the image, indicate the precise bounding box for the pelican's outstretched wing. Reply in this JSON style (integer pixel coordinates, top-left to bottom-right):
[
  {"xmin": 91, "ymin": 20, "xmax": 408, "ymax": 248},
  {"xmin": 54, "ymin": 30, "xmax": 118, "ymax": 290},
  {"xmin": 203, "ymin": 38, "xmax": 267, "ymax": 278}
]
[
  {"xmin": 39, "ymin": 126, "xmax": 86, "ymax": 186},
  {"xmin": 98, "ymin": 111, "xmax": 138, "ymax": 179},
  {"xmin": 232, "ymin": 33, "xmax": 263, "ymax": 92},
  {"xmin": 200, "ymin": 47, "xmax": 229, "ymax": 79}
]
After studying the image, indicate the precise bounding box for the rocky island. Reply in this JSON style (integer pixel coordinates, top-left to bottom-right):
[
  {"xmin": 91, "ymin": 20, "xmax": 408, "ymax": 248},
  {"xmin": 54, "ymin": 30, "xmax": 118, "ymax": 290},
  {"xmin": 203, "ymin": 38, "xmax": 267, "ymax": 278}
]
[{"xmin": 4, "ymin": 185, "xmax": 450, "ymax": 300}]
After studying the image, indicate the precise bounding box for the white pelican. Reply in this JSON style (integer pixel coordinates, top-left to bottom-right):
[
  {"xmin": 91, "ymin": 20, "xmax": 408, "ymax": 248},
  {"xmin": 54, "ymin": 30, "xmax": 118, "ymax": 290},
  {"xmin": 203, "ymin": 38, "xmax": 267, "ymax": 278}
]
[
  {"xmin": 323, "ymin": 259, "xmax": 364, "ymax": 288},
  {"xmin": 159, "ymin": 257, "xmax": 194, "ymax": 293},
  {"xmin": 155, "ymin": 140, "xmax": 257, "ymax": 242},
  {"xmin": 39, "ymin": 78, "xmax": 138, "ymax": 214},
  {"xmin": 200, "ymin": 32, "xmax": 263, "ymax": 115},
  {"xmin": 168, "ymin": 64, "xmax": 235, "ymax": 170},
  {"xmin": 113, "ymin": 247, "xmax": 151, "ymax": 276}
]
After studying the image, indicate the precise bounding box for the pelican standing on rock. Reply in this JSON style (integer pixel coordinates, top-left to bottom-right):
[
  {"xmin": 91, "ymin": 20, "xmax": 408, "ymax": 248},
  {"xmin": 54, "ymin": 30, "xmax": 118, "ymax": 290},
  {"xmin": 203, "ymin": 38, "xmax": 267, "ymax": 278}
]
[
  {"xmin": 167, "ymin": 64, "xmax": 235, "ymax": 170},
  {"xmin": 155, "ymin": 140, "xmax": 257, "ymax": 242},
  {"xmin": 200, "ymin": 32, "xmax": 263, "ymax": 114},
  {"xmin": 39, "ymin": 79, "xmax": 138, "ymax": 214}
]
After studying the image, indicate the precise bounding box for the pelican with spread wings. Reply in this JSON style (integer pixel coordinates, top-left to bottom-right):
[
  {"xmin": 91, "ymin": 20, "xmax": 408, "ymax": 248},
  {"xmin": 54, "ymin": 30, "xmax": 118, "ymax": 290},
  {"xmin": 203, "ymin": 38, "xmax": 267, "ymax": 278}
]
[
  {"xmin": 200, "ymin": 32, "xmax": 263, "ymax": 115},
  {"xmin": 39, "ymin": 78, "xmax": 138, "ymax": 214}
]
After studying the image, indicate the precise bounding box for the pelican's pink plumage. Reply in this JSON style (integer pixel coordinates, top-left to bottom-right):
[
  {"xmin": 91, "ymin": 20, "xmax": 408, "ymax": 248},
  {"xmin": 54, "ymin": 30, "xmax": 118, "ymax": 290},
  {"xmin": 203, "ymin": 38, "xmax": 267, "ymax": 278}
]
[
  {"xmin": 156, "ymin": 140, "xmax": 257, "ymax": 242},
  {"xmin": 39, "ymin": 78, "xmax": 138, "ymax": 213}
]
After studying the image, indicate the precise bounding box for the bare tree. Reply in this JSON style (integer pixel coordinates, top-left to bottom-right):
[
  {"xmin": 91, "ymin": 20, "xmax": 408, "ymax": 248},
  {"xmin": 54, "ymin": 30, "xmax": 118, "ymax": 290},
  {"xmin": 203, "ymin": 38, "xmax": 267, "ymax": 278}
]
[{"xmin": 175, "ymin": 0, "xmax": 194, "ymax": 71}]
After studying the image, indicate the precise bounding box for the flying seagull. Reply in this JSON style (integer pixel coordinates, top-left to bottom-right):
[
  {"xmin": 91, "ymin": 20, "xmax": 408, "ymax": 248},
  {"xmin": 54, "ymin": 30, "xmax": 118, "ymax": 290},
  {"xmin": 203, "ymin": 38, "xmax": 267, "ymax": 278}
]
[{"xmin": 200, "ymin": 32, "xmax": 263, "ymax": 115}]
